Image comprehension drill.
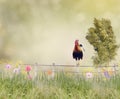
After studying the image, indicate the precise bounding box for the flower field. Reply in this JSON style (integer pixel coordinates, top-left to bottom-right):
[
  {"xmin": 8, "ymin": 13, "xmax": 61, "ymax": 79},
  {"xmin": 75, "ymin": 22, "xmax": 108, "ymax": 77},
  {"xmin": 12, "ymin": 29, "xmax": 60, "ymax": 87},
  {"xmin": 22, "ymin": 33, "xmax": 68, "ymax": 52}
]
[{"xmin": 0, "ymin": 62, "xmax": 120, "ymax": 99}]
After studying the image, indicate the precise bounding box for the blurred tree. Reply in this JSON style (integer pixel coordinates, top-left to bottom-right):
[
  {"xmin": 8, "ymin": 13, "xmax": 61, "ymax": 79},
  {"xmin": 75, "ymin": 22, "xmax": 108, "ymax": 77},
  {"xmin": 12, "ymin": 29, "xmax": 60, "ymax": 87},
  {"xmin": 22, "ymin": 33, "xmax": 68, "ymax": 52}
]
[{"xmin": 86, "ymin": 18, "xmax": 119, "ymax": 66}]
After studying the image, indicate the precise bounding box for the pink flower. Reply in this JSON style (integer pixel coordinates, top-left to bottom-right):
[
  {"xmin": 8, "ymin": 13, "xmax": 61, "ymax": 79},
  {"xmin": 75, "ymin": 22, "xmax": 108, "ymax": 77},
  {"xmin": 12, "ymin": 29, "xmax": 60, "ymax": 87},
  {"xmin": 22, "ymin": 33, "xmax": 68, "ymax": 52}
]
[
  {"xmin": 86, "ymin": 72, "xmax": 93, "ymax": 79},
  {"xmin": 25, "ymin": 65, "xmax": 31, "ymax": 72},
  {"xmin": 6, "ymin": 64, "xmax": 11, "ymax": 69}
]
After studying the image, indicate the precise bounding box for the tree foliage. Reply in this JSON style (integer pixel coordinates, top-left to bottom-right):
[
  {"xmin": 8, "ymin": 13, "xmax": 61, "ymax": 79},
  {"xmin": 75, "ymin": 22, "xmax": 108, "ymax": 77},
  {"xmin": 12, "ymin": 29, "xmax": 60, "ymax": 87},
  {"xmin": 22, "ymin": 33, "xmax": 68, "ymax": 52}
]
[{"xmin": 86, "ymin": 18, "xmax": 119, "ymax": 66}]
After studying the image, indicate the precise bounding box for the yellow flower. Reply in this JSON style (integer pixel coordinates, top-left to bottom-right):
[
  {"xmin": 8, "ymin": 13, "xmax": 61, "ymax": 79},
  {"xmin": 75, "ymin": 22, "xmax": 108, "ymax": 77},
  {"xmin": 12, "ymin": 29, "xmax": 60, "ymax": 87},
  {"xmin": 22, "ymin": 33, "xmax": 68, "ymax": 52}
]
[
  {"xmin": 103, "ymin": 78, "xmax": 106, "ymax": 81},
  {"xmin": 21, "ymin": 69, "xmax": 27, "ymax": 75}
]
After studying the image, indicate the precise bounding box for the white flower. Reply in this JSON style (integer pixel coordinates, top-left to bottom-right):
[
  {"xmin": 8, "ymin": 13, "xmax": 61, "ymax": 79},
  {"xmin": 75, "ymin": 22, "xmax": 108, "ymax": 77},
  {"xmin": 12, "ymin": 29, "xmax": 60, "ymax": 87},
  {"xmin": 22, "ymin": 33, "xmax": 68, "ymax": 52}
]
[
  {"xmin": 86, "ymin": 72, "xmax": 93, "ymax": 79},
  {"xmin": 13, "ymin": 68, "xmax": 20, "ymax": 74}
]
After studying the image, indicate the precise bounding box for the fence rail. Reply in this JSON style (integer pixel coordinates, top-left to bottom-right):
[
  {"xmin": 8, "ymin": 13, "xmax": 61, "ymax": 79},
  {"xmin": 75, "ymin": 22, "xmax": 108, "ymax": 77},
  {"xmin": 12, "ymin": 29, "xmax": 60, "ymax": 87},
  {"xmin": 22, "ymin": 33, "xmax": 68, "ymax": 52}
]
[
  {"xmin": 17, "ymin": 63, "xmax": 120, "ymax": 74},
  {"xmin": 0, "ymin": 63, "xmax": 119, "ymax": 74},
  {"xmin": 19, "ymin": 63, "xmax": 119, "ymax": 68}
]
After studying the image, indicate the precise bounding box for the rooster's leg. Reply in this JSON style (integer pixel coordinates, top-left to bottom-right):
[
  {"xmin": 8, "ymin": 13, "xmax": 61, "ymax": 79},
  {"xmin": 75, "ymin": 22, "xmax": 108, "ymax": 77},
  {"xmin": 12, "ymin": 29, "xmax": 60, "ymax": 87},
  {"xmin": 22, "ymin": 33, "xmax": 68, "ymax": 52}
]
[
  {"xmin": 75, "ymin": 60, "xmax": 80, "ymax": 74},
  {"xmin": 76, "ymin": 60, "xmax": 78, "ymax": 66},
  {"xmin": 76, "ymin": 60, "xmax": 80, "ymax": 66}
]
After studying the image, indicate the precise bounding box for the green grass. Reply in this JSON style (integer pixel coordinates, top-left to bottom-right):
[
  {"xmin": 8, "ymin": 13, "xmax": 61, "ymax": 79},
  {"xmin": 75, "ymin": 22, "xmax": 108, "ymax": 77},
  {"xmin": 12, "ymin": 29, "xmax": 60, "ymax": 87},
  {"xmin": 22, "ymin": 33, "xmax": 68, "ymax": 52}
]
[{"xmin": 0, "ymin": 72, "xmax": 120, "ymax": 99}]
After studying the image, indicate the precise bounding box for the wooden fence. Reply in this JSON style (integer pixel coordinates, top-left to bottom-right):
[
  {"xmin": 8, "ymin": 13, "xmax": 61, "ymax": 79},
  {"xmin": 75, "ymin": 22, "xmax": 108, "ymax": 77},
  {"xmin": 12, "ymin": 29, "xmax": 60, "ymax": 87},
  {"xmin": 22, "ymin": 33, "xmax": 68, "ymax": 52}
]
[{"xmin": 18, "ymin": 63, "xmax": 119, "ymax": 74}]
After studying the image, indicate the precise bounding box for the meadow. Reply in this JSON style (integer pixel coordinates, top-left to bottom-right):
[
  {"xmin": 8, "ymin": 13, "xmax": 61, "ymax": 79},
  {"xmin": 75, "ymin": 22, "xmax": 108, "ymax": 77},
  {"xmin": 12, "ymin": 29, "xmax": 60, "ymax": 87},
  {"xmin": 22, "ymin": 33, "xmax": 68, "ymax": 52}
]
[
  {"xmin": 0, "ymin": 1, "xmax": 120, "ymax": 99},
  {"xmin": 0, "ymin": 63, "xmax": 120, "ymax": 99}
]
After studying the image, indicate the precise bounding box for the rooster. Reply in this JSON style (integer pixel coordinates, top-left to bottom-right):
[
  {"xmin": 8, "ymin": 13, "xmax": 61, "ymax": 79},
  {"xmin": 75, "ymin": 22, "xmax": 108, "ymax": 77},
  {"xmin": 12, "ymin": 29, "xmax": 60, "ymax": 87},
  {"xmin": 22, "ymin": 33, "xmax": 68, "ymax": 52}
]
[{"xmin": 72, "ymin": 40, "xmax": 84, "ymax": 65}]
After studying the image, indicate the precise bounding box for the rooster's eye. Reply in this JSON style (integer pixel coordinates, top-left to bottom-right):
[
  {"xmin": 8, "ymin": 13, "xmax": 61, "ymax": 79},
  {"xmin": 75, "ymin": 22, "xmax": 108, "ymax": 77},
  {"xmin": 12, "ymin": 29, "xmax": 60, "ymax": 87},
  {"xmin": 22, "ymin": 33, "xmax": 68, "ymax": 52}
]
[{"xmin": 80, "ymin": 44, "xmax": 82, "ymax": 47}]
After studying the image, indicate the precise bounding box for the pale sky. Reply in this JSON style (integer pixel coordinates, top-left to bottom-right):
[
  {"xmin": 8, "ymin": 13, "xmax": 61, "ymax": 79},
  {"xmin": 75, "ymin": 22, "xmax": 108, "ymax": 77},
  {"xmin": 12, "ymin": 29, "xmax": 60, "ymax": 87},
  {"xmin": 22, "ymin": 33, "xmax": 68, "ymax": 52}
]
[{"xmin": 0, "ymin": 0, "xmax": 120, "ymax": 66}]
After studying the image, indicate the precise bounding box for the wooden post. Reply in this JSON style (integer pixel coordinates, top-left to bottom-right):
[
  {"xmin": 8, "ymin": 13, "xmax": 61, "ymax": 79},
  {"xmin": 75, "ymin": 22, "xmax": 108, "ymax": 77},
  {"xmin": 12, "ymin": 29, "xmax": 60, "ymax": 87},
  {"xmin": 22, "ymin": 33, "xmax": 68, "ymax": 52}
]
[{"xmin": 34, "ymin": 62, "xmax": 38, "ymax": 79}]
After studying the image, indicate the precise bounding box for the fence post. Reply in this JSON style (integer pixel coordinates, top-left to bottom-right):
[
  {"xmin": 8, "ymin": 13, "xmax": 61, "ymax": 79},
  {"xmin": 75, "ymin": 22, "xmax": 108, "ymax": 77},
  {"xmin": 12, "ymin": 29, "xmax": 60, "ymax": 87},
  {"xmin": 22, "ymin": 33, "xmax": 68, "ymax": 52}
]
[
  {"xmin": 113, "ymin": 64, "xmax": 117, "ymax": 76},
  {"xmin": 18, "ymin": 63, "xmax": 21, "ymax": 74},
  {"xmin": 97, "ymin": 67, "xmax": 101, "ymax": 81},
  {"xmin": 52, "ymin": 63, "xmax": 55, "ymax": 72},
  {"xmin": 50, "ymin": 63, "xmax": 55, "ymax": 79},
  {"xmin": 34, "ymin": 62, "xmax": 38, "ymax": 79}
]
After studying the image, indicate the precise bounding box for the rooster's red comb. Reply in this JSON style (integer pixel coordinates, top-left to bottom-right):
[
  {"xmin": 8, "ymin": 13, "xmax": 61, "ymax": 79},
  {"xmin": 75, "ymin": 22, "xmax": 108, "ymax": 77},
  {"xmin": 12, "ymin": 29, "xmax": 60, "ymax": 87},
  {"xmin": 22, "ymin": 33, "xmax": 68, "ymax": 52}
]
[{"xmin": 75, "ymin": 40, "xmax": 79, "ymax": 45}]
